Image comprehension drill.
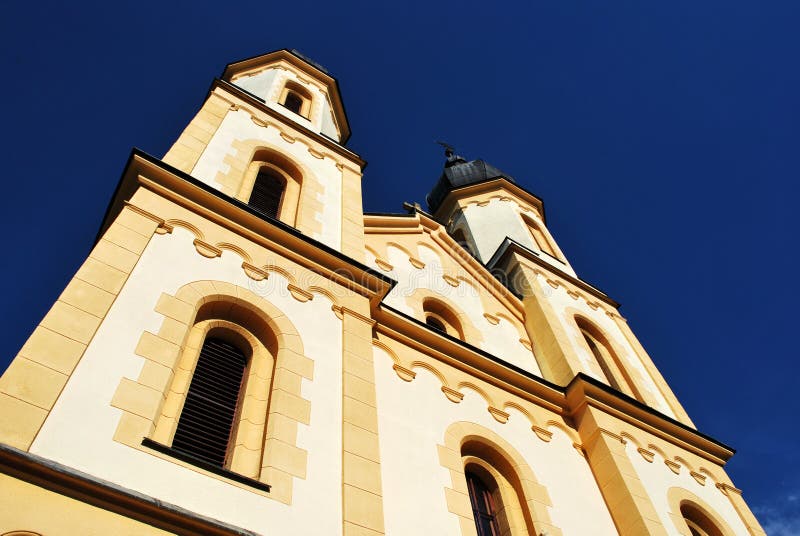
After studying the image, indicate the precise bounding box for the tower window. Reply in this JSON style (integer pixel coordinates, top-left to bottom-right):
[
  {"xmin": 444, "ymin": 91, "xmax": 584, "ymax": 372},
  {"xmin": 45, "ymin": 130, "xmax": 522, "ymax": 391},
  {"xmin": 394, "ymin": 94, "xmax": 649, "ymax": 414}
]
[
  {"xmin": 171, "ymin": 337, "xmax": 248, "ymax": 467},
  {"xmin": 425, "ymin": 315, "xmax": 446, "ymax": 332},
  {"xmin": 466, "ymin": 471, "xmax": 501, "ymax": 536},
  {"xmin": 523, "ymin": 215, "xmax": 559, "ymax": 259},
  {"xmin": 422, "ymin": 298, "xmax": 464, "ymax": 340},
  {"xmin": 249, "ymin": 167, "xmax": 286, "ymax": 219},
  {"xmin": 279, "ymin": 81, "xmax": 312, "ymax": 118},
  {"xmin": 283, "ymin": 91, "xmax": 304, "ymax": 115},
  {"xmin": 451, "ymin": 227, "xmax": 475, "ymax": 258},
  {"xmin": 680, "ymin": 503, "xmax": 725, "ymax": 536}
]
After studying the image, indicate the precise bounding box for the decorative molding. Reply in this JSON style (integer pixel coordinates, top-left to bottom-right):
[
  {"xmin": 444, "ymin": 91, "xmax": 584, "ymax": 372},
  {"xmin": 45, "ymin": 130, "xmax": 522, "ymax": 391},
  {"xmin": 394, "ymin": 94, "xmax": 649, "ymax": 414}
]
[
  {"xmin": 287, "ymin": 284, "xmax": 314, "ymax": 302},
  {"xmin": 519, "ymin": 338, "xmax": 533, "ymax": 351},
  {"xmin": 155, "ymin": 222, "xmax": 174, "ymax": 235},
  {"xmin": 637, "ymin": 447, "xmax": 655, "ymax": 463},
  {"xmin": 124, "ymin": 202, "xmax": 166, "ymax": 225},
  {"xmin": 443, "ymin": 274, "xmax": 460, "ymax": 287},
  {"xmin": 586, "ymin": 301, "xmax": 600, "ymax": 310},
  {"xmin": 336, "ymin": 306, "xmax": 377, "ymax": 328},
  {"xmin": 531, "ymin": 425, "xmax": 553, "ymax": 442},
  {"xmin": 715, "ymin": 482, "xmax": 742, "ymax": 496},
  {"xmin": 193, "ymin": 239, "xmax": 222, "ymax": 258},
  {"xmin": 483, "ymin": 313, "xmax": 500, "ymax": 325},
  {"xmin": 664, "ymin": 460, "xmax": 682, "ymax": 474},
  {"xmin": 307, "ymin": 148, "xmax": 325, "ymax": 159},
  {"xmin": 242, "ymin": 262, "xmax": 269, "ymax": 281},
  {"xmin": 409, "ymin": 257, "xmax": 425, "ymax": 269},
  {"xmin": 546, "ymin": 279, "xmax": 559, "ymax": 289},
  {"xmin": 279, "ymin": 132, "xmax": 296, "ymax": 143},
  {"xmin": 598, "ymin": 428, "xmax": 626, "ymax": 444},
  {"xmin": 374, "ymin": 258, "xmax": 394, "ymax": 272},
  {"xmin": 488, "ymin": 406, "xmax": 510, "ymax": 424},
  {"xmin": 441, "ymin": 386, "xmax": 464, "ymax": 403},
  {"xmin": 251, "ymin": 116, "xmax": 269, "ymax": 127},
  {"xmin": 690, "ymin": 470, "xmax": 707, "ymax": 486},
  {"xmin": 566, "ymin": 290, "xmax": 580, "ymax": 300},
  {"xmin": 392, "ymin": 364, "xmax": 416, "ymax": 382}
]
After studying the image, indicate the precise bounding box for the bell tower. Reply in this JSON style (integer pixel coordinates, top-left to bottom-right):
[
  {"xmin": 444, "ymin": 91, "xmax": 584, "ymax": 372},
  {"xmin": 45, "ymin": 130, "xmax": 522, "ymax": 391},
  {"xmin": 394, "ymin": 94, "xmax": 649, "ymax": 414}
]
[
  {"xmin": 428, "ymin": 145, "xmax": 576, "ymax": 276},
  {"xmin": 162, "ymin": 49, "xmax": 365, "ymax": 259}
]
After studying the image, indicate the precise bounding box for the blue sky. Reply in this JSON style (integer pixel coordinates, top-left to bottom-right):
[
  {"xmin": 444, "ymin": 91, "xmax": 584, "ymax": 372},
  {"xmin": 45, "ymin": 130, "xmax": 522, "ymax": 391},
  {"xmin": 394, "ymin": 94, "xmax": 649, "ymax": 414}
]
[{"xmin": 1, "ymin": 1, "xmax": 797, "ymax": 531}]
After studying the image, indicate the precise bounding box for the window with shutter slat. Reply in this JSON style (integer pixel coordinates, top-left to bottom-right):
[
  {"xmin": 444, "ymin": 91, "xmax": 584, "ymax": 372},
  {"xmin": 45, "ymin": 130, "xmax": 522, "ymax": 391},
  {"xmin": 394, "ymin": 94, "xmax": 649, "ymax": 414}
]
[
  {"xmin": 171, "ymin": 337, "xmax": 247, "ymax": 467},
  {"xmin": 248, "ymin": 168, "xmax": 285, "ymax": 219}
]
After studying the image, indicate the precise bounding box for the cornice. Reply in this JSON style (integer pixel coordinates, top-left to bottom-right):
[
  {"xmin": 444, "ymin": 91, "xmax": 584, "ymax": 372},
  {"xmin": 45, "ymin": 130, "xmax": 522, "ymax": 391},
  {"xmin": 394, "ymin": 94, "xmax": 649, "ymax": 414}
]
[
  {"xmin": 0, "ymin": 444, "xmax": 256, "ymax": 536},
  {"xmin": 209, "ymin": 79, "xmax": 363, "ymax": 168},
  {"xmin": 220, "ymin": 49, "xmax": 351, "ymax": 143},
  {"xmin": 564, "ymin": 374, "xmax": 734, "ymax": 465},
  {"xmin": 432, "ymin": 177, "xmax": 547, "ymax": 224},
  {"xmin": 100, "ymin": 150, "xmax": 393, "ymax": 308},
  {"xmin": 376, "ymin": 303, "xmax": 734, "ymax": 467},
  {"xmin": 488, "ymin": 238, "xmax": 620, "ymax": 309},
  {"xmin": 375, "ymin": 304, "xmax": 566, "ymax": 414},
  {"xmin": 373, "ymin": 208, "xmax": 526, "ymax": 321}
]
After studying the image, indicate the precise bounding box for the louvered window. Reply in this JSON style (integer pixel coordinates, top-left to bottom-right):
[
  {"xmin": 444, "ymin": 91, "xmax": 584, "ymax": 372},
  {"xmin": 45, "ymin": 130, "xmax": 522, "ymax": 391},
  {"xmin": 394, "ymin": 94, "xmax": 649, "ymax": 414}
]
[
  {"xmin": 248, "ymin": 168, "xmax": 285, "ymax": 219},
  {"xmin": 467, "ymin": 471, "xmax": 501, "ymax": 536},
  {"xmin": 171, "ymin": 337, "xmax": 247, "ymax": 468}
]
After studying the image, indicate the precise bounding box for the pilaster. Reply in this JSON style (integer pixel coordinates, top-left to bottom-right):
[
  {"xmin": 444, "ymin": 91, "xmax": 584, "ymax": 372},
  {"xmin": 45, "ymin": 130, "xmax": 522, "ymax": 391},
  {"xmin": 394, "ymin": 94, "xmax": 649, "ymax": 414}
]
[
  {"xmin": 0, "ymin": 206, "xmax": 159, "ymax": 450},
  {"xmin": 575, "ymin": 406, "xmax": 668, "ymax": 536},
  {"xmin": 340, "ymin": 304, "xmax": 385, "ymax": 535},
  {"xmin": 514, "ymin": 259, "xmax": 583, "ymax": 385}
]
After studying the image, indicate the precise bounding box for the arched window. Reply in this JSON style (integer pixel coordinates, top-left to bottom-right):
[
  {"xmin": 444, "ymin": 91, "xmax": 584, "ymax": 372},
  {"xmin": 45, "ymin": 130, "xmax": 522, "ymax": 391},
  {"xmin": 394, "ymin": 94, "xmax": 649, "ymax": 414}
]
[
  {"xmin": 451, "ymin": 227, "xmax": 475, "ymax": 258},
  {"xmin": 576, "ymin": 317, "xmax": 642, "ymax": 401},
  {"xmin": 425, "ymin": 315, "xmax": 446, "ymax": 333},
  {"xmin": 466, "ymin": 470, "xmax": 501, "ymax": 536},
  {"xmin": 240, "ymin": 151, "xmax": 303, "ymax": 226},
  {"xmin": 522, "ymin": 215, "xmax": 558, "ymax": 259},
  {"xmin": 249, "ymin": 167, "xmax": 286, "ymax": 219},
  {"xmin": 462, "ymin": 440, "xmax": 537, "ymax": 535},
  {"xmin": 422, "ymin": 298, "xmax": 464, "ymax": 340},
  {"xmin": 279, "ymin": 81, "xmax": 312, "ymax": 118},
  {"xmin": 171, "ymin": 337, "xmax": 247, "ymax": 467},
  {"xmin": 681, "ymin": 503, "xmax": 725, "ymax": 536}
]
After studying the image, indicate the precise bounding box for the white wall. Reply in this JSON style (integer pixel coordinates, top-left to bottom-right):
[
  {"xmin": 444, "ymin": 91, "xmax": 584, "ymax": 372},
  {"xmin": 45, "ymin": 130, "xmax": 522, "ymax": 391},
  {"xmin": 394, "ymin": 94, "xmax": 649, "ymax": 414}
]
[
  {"xmin": 371, "ymin": 241, "xmax": 542, "ymax": 377},
  {"xmin": 373, "ymin": 347, "xmax": 618, "ymax": 536},
  {"xmin": 458, "ymin": 200, "xmax": 576, "ymax": 276},
  {"xmin": 231, "ymin": 68, "xmax": 340, "ymax": 142},
  {"xmin": 31, "ymin": 228, "xmax": 344, "ymax": 536},
  {"xmin": 626, "ymin": 440, "xmax": 750, "ymax": 535}
]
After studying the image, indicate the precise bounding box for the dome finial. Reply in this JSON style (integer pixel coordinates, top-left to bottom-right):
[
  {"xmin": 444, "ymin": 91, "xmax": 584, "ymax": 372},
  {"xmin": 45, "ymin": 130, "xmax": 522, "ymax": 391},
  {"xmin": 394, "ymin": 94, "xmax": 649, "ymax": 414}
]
[{"xmin": 436, "ymin": 140, "xmax": 466, "ymax": 167}]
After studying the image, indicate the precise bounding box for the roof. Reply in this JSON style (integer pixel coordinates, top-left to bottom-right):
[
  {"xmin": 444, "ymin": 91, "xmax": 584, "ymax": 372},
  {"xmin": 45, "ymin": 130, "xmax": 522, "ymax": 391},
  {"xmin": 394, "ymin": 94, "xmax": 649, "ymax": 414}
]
[
  {"xmin": 220, "ymin": 49, "xmax": 351, "ymax": 143},
  {"xmin": 426, "ymin": 148, "xmax": 515, "ymax": 212}
]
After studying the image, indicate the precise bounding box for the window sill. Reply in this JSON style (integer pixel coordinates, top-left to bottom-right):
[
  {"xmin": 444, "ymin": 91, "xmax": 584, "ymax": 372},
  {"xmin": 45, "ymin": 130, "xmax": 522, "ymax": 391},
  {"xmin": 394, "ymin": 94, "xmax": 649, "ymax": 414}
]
[{"xmin": 141, "ymin": 438, "xmax": 271, "ymax": 492}]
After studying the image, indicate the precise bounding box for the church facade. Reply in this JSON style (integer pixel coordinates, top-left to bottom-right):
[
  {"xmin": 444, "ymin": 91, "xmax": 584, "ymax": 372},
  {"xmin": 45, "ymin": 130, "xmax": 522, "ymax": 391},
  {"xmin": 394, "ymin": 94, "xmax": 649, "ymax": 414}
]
[{"xmin": 0, "ymin": 50, "xmax": 765, "ymax": 536}]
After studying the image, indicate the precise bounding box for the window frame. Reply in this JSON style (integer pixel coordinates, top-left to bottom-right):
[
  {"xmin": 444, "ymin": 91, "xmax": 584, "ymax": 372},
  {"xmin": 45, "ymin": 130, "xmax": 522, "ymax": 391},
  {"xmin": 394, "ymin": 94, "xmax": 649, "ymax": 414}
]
[{"xmin": 278, "ymin": 80, "xmax": 313, "ymax": 119}]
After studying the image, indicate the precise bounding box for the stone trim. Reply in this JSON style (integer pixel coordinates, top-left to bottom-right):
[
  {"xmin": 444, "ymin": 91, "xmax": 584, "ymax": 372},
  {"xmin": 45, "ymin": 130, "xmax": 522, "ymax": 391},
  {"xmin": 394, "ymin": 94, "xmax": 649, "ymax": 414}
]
[
  {"xmin": 111, "ymin": 280, "xmax": 312, "ymax": 505},
  {"xmin": 342, "ymin": 306, "xmax": 386, "ymax": 534},
  {"xmin": 439, "ymin": 421, "xmax": 563, "ymax": 536},
  {"xmin": 0, "ymin": 207, "xmax": 157, "ymax": 451}
]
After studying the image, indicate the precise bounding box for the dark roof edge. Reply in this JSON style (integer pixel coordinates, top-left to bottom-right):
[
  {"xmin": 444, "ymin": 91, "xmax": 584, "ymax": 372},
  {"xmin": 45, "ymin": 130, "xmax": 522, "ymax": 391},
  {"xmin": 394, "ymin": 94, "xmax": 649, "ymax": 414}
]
[
  {"xmin": 378, "ymin": 304, "xmax": 734, "ymax": 455},
  {"xmin": 0, "ymin": 443, "xmax": 258, "ymax": 536},
  {"xmin": 96, "ymin": 149, "xmax": 394, "ymax": 292},
  {"xmin": 568, "ymin": 373, "xmax": 736, "ymax": 455},
  {"xmin": 430, "ymin": 175, "xmax": 548, "ymax": 224},
  {"xmin": 210, "ymin": 79, "xmax": 363, "ymax": 164},
  {"xmin": 220, "ymin": 49, "xmax": 352, "ymax": 144},
  {"xmin": 486, "ymin": 238, "xmax": 620, "ymax": 308}
]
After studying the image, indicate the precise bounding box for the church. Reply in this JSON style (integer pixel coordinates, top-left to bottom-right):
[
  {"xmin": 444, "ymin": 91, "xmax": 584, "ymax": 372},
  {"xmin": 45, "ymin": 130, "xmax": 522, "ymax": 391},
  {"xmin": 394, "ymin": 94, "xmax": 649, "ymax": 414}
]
[{"xmin": 0, "ymin": 49, "xmax": 765, "ymax": 535}]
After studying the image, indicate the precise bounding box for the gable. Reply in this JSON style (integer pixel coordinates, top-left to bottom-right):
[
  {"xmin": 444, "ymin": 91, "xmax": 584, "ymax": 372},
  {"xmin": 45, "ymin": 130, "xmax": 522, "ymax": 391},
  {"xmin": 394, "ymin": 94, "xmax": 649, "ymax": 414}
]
[{"xmin": 364, "ymin": 214, "xmax": 541, "ymax": 376}]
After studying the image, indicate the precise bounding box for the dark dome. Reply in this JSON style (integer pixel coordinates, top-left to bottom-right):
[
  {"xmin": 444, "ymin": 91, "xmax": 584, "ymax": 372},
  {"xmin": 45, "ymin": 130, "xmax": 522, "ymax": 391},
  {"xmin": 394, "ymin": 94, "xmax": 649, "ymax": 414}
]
[{"xmin": 426, "ymin": 150, "xmax": 515, "ymax": 212}]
